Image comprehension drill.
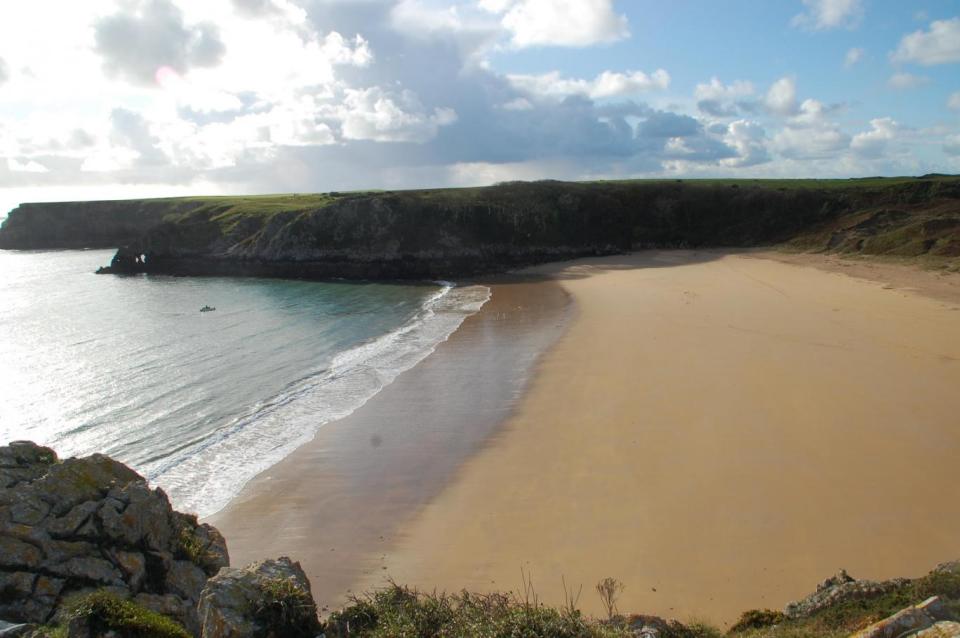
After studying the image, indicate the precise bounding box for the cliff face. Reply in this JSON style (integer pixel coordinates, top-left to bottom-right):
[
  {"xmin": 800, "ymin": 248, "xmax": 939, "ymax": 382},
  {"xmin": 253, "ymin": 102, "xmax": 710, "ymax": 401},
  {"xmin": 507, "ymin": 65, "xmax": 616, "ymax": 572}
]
[
  {"xmin": 0, "ymin": 199, "xmax": 201, "ymax": 250},
  {"xmin": 2, "ymin": 178, "xmax": 958, "ymax": 278}
]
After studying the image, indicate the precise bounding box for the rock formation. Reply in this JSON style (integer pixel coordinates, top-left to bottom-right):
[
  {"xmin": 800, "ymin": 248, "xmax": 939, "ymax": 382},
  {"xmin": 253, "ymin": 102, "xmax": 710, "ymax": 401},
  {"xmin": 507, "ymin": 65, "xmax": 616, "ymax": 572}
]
[{"xmin": 0, "ymin": 441, "xmax": 228, "ymax": 634}]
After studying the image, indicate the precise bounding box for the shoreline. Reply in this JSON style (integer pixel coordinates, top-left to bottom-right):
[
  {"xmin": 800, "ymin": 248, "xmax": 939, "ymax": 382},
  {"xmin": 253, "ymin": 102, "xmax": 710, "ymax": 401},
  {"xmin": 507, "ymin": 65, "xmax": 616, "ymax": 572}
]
[
  {"xmin": 206, "ymin": 273, "xmax": 573, "ymax": 612},
  {"xmin": 354, "ymin": 250, "xmax": 960, "ymax": 625}
]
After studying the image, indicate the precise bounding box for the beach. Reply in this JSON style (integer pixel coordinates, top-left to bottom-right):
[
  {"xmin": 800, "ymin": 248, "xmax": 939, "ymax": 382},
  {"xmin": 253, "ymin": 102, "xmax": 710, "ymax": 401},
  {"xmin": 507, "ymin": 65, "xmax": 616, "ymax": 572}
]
[{"xmin": 211, "ymin": 251, "xmax": 960, "ymax": 624}]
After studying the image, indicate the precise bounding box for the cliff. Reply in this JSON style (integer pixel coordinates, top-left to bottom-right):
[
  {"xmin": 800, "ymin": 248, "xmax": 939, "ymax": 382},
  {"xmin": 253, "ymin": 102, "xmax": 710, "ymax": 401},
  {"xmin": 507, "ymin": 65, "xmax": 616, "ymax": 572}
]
[
  {"xmin": 0, "ymin": 199, "xmax": 201, "ymax": 250},
  {"xmin": 1, "ymin": 177, "xmax": 958, "ymax": 278}
]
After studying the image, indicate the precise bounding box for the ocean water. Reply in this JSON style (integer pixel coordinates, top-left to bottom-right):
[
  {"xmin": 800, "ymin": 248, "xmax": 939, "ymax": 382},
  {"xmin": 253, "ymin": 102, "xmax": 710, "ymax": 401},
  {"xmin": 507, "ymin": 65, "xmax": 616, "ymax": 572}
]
[{"xmin": 0, "ymin": 249, "xmax": 489, "ymax": 516}]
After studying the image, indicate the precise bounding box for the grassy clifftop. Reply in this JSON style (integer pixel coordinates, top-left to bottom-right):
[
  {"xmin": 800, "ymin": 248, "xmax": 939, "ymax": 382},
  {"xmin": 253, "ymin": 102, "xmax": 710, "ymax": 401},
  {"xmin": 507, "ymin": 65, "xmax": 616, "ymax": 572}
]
[{"xmin": 2, "ymin": 176, "xmax": 958, "ymax": 278}]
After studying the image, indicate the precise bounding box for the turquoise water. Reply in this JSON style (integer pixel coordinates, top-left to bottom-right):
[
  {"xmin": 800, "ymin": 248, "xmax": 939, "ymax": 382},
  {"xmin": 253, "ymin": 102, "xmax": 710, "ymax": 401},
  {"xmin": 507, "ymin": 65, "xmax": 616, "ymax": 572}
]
[{"xmin": 0, "ymin": 250, "xmax": 488, "ymax": 516}]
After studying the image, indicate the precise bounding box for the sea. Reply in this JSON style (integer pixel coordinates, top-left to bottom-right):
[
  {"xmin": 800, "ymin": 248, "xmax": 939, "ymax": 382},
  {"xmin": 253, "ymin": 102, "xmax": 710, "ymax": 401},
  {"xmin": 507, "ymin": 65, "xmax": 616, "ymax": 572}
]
[{"xmin": 0, "ymin": 249, "xmax": 489, "ymax": 517}]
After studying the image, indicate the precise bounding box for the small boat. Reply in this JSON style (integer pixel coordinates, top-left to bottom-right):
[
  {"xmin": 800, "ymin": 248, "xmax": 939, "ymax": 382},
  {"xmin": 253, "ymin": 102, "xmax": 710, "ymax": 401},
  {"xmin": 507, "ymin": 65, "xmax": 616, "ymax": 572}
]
[{"xmin": 200, "ymin": 306, "xmax": 216, "ymax": 313}]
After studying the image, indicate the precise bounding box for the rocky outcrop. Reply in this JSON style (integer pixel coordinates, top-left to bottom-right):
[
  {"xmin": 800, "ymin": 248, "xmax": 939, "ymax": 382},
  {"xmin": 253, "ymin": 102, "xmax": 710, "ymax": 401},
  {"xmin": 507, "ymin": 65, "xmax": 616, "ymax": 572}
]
[
  {"xmin": 0, "ymin": 441, "xmax": 228, "ymax": 633},
  {"xmin": 784, "ymin": 569, "xmax": 910, "ymax": 619},
  {"xmin": 851, "ymin": 597, "xmax": 955, "ymax": 638},
  {"xmin": 198, "ymin": 557, "xmax": 320, "ymax": 638}
]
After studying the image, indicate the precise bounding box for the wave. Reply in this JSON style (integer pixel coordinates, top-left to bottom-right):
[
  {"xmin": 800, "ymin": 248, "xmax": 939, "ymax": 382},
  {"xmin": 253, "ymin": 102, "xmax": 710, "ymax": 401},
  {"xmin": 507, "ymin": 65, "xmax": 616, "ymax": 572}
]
[{"xmin": 144, "ymin": 282, "xmax": 491, "ymax": 517}]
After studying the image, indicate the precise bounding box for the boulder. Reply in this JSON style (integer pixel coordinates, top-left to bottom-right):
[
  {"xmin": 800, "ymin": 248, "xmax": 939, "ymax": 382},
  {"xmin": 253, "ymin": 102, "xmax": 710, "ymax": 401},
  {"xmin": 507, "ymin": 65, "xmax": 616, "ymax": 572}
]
[
  {"xmin": 850, "ymin": 596, "xmax": 953, "ymax": 638},
  {"xmin": 917, "ymin": 621, "xmax": 960, "ymax": 637},
  {"xmin": 0, "ymin": 441, "xmax": 228, "ymax": 632},
  {"xmin": 785, "ymin": 569, "xmax": 909, "ymax": 619},
  {"xmin": 198, "ymin": 557, "xmax": 320, "ymax": 638}
]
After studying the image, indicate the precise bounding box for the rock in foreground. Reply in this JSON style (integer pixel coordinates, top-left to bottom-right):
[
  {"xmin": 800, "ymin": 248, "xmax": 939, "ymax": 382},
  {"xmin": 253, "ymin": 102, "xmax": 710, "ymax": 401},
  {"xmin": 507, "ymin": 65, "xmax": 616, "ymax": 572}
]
[{"xmin": 0, "ymin": 441, "xmax": 228, "ymax": 632}]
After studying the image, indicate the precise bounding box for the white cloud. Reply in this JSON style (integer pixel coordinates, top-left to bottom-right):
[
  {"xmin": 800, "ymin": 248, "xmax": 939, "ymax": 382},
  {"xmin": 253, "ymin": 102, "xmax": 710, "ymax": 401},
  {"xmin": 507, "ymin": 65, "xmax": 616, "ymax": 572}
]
[
  {"xmin": 765, "ymin": 76, "xmax": 798, "ymax": 115},
  {"xmin": 337, "ymin": 88, "xmax": 458, "ymax": 143},
  {"xmin": 694, "ymin": 77, "xmax": 754, "ymax": 102},
  {"xmin": 792, "ymin": 0, "xmax": 863, "ymax": 30},
  {"xmin": 891, "ymin": 18, "xmax": 960, "ymax": 66},
  {"xmin": 949, "ymin": 92, "xmax": 960, "ymax": 111},
  {"xmin": 485, "ymin": 0, "xmax": 629, "ymax": 48},
  {"xmin": 508, "ymin": 69, "xmax": 670, "ymax": 100},
  {"xmin": 844, "ymin": 47, "xmax": 864, "ymax": 68},
  {"xmin": 773, "ymin": 127, "xmax": 851, "ymax": 159},
  {"xmin": 721, "ymin": 120, "xmax": 770, "ymax": 167},
  {"xmin": 7, "ymin": 158, "xmax": 50, "ymax": 173},
  {"xmin": 0, "ymin": 57, "xmax": 8, "ymax": 86},
  {"xmin": 887, "ymin": 72, "xmax": 930, "ymax": 90},
  {"xmin": 851, "ymin": 117, "xmax": 899, "ymax": 158}
]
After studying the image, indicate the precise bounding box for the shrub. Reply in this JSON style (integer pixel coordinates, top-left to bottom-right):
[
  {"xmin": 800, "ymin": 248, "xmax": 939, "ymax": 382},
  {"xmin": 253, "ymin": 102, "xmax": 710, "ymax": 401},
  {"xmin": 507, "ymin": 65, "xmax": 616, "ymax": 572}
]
[
  {"xmin": 255, "ymin": 577, "xmax": 320, "ymax": 638},
  {"xmin": 57, "ymin": 590, "xmax": 190, "ymax": 638},
  {"xmin": 728, "ymin": 609, "xmax": 787, "ymax": 633}
]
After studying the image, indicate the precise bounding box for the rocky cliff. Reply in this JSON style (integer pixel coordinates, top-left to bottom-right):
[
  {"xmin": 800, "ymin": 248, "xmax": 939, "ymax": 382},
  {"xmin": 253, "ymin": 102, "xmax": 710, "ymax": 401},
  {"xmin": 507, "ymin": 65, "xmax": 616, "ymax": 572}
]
[
  {"xmin": 3, "ymin": 177, "xmax": 958, "ymax": 280},
  {"xmin": 0, "ymin": 441, "xmax": 320, "ymax": 638},
  {"xmin": 0, "ymin": 200, "xmax": 199, "ymax": 250}
]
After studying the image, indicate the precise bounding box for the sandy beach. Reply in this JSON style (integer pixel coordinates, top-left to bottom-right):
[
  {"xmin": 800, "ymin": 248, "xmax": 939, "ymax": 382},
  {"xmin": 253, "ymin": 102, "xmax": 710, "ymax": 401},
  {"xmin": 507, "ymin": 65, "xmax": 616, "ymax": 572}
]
[
  {"xmin": 355, "ymin": 251, "xmax": 960, "ymax": 624},
  {"xmin": 212, "ymin": 250, "xmax": 960, "ymax": 625},
  {"xmin": 207, "ymin": 275, "xmax": 572, "ymax": 612}
]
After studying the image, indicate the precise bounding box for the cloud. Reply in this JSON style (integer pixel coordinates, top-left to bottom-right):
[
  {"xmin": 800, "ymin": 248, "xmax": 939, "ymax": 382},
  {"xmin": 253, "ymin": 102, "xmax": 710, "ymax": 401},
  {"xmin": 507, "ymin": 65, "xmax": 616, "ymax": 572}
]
[
  {"xmin": 844, "ymin": 47, "xmax": 864, "ymax": 68},
  {"xmin": 338, "ymin": 87, "xmax": 458, "ymax": 143},
  {"xmin": 7, "ymin": 158, "xmax": 50, "ymax": 173},
  {"xmin": 484, "ymin": 0, "xmax": 629, "ymax": 48},
  {"xmin": 765, "ymin": 77, "xmax": 798, "ymax": 115},
  {"xmin": 694, "ymin": 77, "xmax": 756, "ymax": 117},
  {"xmin": 773, "ymin": 126, "xmax": 850, "ymax": 159},
  {"xmin": 949, "ymin": 92, "xmax": 960, "ymax": 111},
  {"xmin": 507, "ymin": 69, "xmax": 670, "ymax": 100},
  {"xmin": 851, "ymin": 117, "xmax": 898, "ymax": 158},
  {"xmin": 891, "ymin": 17, "xmax": 960, "ymax": 66},
  {"xmin": 637, "ymin": 112, "xmax": 700, "ymax": 139},
  {"xmin": 695, "ymin": 77, "xmax": 755, "ymax": 102},
  {"xmin": 721, "ymin": 120, "xmax": 771, "ymax": 167},
  {"xmin": 945, "ymin": 134, "xmax": 960, "ymax": 157},
  {"xmin": 792, "ymin": 0, "xmax": 864, "ymax": 30},
  {"xmin": 887, "ymin": 72, "xmax": 930, "ymax": 90},
  {"xmin": 94, "ymin": 0, "xmax": 226, "ymax": 86},
  {"xmin": 0, "ymin": 57, "xmax": 8, "ymax": 86}
]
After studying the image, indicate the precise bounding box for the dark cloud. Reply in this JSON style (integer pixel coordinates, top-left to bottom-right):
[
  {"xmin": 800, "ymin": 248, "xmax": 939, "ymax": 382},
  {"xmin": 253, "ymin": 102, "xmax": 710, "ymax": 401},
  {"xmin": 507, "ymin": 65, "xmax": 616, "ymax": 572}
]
[
  {"xmin": 94, "ymin": 0, "xmax": 225, "ymax": 86},
  {"xmin": 110, "ymin": 108, "xmax": 167, "ymax": 166},
  {"xmin": 637, "ymin": 112, "xmax": 701, "ymax": 138}
]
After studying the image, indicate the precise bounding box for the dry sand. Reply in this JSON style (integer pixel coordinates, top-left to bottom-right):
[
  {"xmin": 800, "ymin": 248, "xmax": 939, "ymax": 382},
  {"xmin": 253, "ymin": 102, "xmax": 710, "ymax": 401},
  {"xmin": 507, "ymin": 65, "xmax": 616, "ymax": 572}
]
[{"xmin": 359, "ymin": 251, "xmax": 960, "ymax": 625}]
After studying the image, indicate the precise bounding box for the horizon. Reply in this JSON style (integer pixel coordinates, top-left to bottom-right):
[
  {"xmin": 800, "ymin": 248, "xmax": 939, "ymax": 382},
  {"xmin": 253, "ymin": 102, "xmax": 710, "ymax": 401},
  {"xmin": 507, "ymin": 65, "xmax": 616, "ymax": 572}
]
[{"xmin": 2, "ymin": 0, "xmax": 960, "ymax": 216}]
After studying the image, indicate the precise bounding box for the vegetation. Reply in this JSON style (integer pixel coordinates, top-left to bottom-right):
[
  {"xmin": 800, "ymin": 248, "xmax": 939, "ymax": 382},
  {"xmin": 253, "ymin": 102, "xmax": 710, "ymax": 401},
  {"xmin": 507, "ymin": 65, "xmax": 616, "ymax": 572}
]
[
  {"xmin": 43, "ymin": 590, "xmax": 191, "ymax": 638},
  {"xmin": 323, "ymin": 580, "xmax": 724, "ymax": 638},
  {"xmin": 728, "ymin": 567, "xmax": 960, "ymax": 638},
  {"xmin": 253, "ymin": 577, "xmax": 321, "ymax": 638}
]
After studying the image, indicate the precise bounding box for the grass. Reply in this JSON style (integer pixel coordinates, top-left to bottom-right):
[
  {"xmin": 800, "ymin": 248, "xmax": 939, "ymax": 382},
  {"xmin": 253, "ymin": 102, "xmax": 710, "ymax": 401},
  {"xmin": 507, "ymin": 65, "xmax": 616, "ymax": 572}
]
[
  {"xmin": 49, "ymin": 590, "xmax": 190, "ymax": 638},
  {"xmin": 324, "ymin": 581, "xmax": 725, "ymax": 638},
  {"xmin": 254, "ymin": 577, "xmax": 320, "ymax": 638},
  {"xmin": 727, "ymin": 567, "xmax": 960, "ymax": 638}
]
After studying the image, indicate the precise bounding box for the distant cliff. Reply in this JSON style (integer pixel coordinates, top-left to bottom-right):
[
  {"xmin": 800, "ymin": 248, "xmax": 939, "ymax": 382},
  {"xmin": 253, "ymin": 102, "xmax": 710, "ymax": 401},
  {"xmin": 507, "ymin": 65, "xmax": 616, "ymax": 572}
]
[
  {"xmin": 1, "ymin": 177, "xmax": 958, "ymax": 278},
  {"xmin": 0, "ymin": 199, "xmax": 201, "ymax": 250}
]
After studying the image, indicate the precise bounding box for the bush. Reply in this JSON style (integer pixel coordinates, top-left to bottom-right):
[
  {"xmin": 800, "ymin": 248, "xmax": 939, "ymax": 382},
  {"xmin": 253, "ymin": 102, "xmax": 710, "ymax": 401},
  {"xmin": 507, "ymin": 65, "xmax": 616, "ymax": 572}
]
[
  {"xmin": 728, "ymin": 609, "xmax": 787, "ymax": 633},
  {"xmin": 255, "ymin": 577, "xmax": 320, "ymax": 638},
  {"xmin": 57, "ymin": 590, "xmax": 190, "ymax": 638}
]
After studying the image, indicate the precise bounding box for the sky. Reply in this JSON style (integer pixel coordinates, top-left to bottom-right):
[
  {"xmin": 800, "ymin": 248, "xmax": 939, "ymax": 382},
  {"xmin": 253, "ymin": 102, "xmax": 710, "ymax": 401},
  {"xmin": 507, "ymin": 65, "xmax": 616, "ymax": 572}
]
[{"xmin": 1, "ymin": 0, "xmax": 960, "ymax": 214}]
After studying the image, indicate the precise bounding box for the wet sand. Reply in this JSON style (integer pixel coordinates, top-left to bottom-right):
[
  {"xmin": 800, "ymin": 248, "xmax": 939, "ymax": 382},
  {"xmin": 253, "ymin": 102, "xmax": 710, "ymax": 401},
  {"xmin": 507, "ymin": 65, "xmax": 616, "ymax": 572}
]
[
  {"xmin": 360, "ymin": 251, "xmax": 960, "ymax": 625},
  {"xmin": 207, "ymin": 276, "xmax": 572, "ymax": 612}
]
